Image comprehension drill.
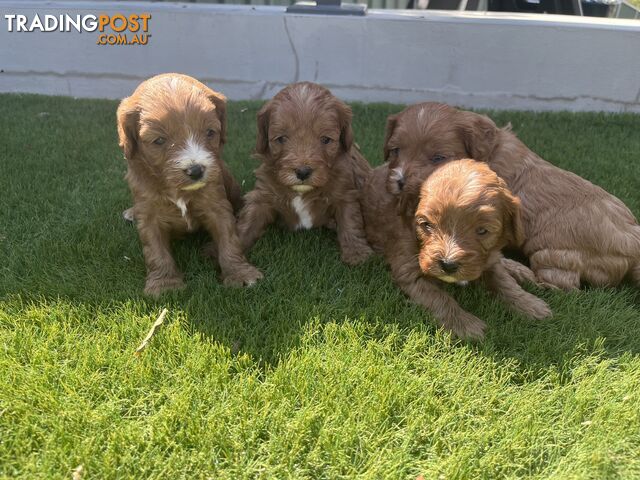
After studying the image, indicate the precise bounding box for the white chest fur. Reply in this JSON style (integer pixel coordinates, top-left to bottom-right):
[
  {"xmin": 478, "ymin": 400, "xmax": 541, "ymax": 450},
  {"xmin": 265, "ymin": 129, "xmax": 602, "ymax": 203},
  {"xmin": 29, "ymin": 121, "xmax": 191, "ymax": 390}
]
[
  {"xmin": 291, "ymin": 195, "xmax": 313, "ymax": 230},
  {"xmin": 171, "ymin": 197, "xmax": 193, "ymax": 231}
]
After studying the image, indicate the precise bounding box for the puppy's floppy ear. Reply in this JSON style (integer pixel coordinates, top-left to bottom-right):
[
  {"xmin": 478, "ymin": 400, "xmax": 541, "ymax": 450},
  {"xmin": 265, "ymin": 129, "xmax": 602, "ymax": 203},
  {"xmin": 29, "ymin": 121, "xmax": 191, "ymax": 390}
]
[
  {"xmin": 208, "ymin": 90, "xmax": 227, "ymax": 145},
  {"xmin": 459, "ymin": 111, "xmax": 499, "ymax": 163},
  {"xmin": 255, "ymin": 101, "xmax": 272, "ymax": 155},
  {"xmin": 500, "ymin": 184, "xmax": 525, "ymax": 247},
  {"xmin": 116, "ymin": 97, "xmax": 140, "ymax": 161},
  {"xmin": 396, "ymin": 187, "xmax": 420, "ymax": 221},
  {"xmin": 383, "ymin": 114, "xmax": 399, "ymax": 161},
  {"xmin": 335, "ymin": 100, "xmax": 354, "ymax": 152}
]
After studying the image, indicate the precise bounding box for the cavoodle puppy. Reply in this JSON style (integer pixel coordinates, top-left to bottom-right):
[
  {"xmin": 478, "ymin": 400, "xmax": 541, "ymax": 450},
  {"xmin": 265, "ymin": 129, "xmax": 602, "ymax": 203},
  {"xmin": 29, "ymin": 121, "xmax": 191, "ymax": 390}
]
[
  {"xmin": 117, "ymin": 73, "xmax": 262, "ymax": 296},
  {"xmin": 384, "ymin": 102, "xmax": 640, "ymax": 290},
  {"xmin": 236, "ymin": 82, "xmax": 373, "ymax": 265},
  {"xmin": 362, "ymin": 159, "xmax": 551, "ymax": 340}
]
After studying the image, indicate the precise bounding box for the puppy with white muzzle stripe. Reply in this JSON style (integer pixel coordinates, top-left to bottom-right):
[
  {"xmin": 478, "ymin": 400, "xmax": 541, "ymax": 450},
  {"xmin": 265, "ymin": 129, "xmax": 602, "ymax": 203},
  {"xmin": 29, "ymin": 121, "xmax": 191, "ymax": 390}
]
[{"xmin": 117, "ymin": 73, "xmax": 262, "ymax": 296}]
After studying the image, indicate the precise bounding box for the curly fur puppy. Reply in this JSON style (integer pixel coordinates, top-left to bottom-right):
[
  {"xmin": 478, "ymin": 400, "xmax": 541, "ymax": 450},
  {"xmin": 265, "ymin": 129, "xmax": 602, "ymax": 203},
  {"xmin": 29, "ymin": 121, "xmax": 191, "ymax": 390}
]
[
  {"xmin": 236, "ymin": 82, "xmax": 373, "ymax": 265},
  {"xmin": 362, "ymin": 159, "xmax": 551, "ymax": 340},
  {"xmin": 384, "ymin": 102, "xmax": 640, "ymax": 290},
  {"xmin": 117, "ymin": 73, "xmax": 262, "ymax": 296}
]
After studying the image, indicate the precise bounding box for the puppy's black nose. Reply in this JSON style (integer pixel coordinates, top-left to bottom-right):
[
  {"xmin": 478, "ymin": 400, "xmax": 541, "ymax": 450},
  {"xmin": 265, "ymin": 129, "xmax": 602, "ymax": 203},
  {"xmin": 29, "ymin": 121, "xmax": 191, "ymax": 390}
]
[
  {"xmin": 438, "ymin": 259, "xmax": 459, "ymax": 274},
  {"xmin": 295, "ymin": 166, "xmax": 313, "ymax": 181},
  {"xmin": 186, "ymin": 164, "xmax": 204, "ymax": 181},
  {"xmin": 397, "ymin": 178, "xmax": 405, "ymax": 191}
]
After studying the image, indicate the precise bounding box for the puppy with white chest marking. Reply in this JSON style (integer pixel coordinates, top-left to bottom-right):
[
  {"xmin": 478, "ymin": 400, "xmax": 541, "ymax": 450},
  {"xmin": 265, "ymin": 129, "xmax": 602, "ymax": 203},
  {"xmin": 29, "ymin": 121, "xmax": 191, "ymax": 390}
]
[
  {"xmin": 117, "ymin": 73, "xmax": 262, "ymax": 296},
  {"xmin": 362, "ymin": 159, "xmax": 551, "ymax": 340},
  {"xmin": 236, "ymin": 82, "xmax": 373, "ymax": 265}
]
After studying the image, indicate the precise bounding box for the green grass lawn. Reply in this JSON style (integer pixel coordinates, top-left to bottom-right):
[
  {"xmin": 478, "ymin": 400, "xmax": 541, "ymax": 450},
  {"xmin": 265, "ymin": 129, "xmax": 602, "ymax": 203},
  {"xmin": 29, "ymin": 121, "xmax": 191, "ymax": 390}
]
[{"xmin": 1, "ymin": 94, "xmax": 639, "ymax": 479}]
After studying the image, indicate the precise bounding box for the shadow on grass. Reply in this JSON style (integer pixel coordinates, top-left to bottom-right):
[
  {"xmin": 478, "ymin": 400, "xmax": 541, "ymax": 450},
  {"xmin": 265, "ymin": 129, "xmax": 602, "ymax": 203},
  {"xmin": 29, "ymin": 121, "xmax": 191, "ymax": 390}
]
[{"xmin": 3, "ymin": 195, "xmax": 640, "ymax": 379}]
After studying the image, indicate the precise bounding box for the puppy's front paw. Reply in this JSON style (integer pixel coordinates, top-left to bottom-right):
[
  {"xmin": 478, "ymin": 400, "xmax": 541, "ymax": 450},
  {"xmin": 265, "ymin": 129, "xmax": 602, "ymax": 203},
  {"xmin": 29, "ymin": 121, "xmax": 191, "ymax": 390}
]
[
  {"xmin": 537, "ymin": 281, "xmax": 564, "ymax": 291},
  {"xmin": 446, "ymin": 311, "xmax": 487, "ymax": 341},
  {"xmin": 519, "ymin": 295, "xmax": 552, "ymax": 320},
  {"xmin": 123, "ymin": 207, "xmax": 135, "ymax": 223},
  {"xmin": 340, "ymin": 243, "xmax": 374, "ymax": 266},
  {"xmin": 144, "ymin": 275, "xmax": 185, "ymax": 297},
  {"xmin": 501, "ymin": 258, "xmax": 536, "ymax": 286},
  {"xmin": 222, "ymin": 264, "xmax": 263, "ymax": 287}
]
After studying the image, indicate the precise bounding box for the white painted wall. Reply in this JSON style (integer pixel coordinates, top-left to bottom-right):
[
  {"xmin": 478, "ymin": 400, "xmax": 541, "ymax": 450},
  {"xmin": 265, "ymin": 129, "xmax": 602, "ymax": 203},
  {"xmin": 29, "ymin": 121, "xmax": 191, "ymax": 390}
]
[{"xmin": 1, "ymin": 0, "xmax": 639, "ymax": 111}]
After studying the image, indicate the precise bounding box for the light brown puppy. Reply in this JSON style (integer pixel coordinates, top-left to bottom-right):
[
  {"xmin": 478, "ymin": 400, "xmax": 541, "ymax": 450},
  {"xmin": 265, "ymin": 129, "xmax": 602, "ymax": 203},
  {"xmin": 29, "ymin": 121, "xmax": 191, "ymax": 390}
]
[
  {"xmin": 362, "ymin": 159, "xmax": 551, "ymax": 340},
  {"xmin": 384, "ymin": 102, "xmax": 640, "ymax": 290},
  {"xmin": 117, "ymin": 73, "xmax": 262, "ymax": 296},
  {"xmin": 237, "ymin": 82, "xmax": 373, "ymax": 265}
]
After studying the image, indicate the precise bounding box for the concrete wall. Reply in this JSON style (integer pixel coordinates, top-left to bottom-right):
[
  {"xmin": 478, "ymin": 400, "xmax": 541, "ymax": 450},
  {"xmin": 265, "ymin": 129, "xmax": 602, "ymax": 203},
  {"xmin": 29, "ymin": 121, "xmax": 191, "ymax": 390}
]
[{"xmin": 1, "ymin": 0, "xmax": 639, "ymax": 111}]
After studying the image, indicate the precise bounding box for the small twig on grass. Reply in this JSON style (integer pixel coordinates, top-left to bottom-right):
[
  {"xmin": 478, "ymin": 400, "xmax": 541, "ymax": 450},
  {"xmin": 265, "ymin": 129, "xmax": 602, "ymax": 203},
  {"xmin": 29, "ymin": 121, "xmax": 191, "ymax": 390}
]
[{"xmin": 134, "ymin": 308, "xmax": 168, "ymax": 356}]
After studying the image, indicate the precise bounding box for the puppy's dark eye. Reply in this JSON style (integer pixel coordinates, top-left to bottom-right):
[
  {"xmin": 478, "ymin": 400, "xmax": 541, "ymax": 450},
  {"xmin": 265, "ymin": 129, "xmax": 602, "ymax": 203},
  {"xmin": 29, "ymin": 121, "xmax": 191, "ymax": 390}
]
[
  {"xmin": 207, "ymin": 129, "xmax": 216, "ymax": 138},
  {"xmin": 417, "ymin": 219, "xmax": 433, "ymax": 233},
  {"xmin": 275, "ymin": 136, "xmax": 287, "ymax": 145},
  {"xmin": 153, "ymin": 137, "xmax": 166, "ymax": 146},
  {"xmin": 431, "ymin": 154, "xmax": 446, "ymax": 164},
  {"xmin": 390, "ymin": 147, "xmax": 400, "ymax": 156},
  {"xmin": 476, "ymin": 227, "xmax": 488, "ymax": 236},
  {"xmin": 320, "ymin": 136, "xmax": 333, "ymax": 145}
]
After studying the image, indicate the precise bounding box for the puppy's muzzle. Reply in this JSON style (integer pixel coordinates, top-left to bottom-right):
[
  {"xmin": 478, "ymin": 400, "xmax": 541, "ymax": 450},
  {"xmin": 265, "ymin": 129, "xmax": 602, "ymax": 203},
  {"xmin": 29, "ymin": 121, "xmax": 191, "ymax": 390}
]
[
  {"xmin": 185, "ymin": 164, "xmax": 205, "ymax": 181},
  {"xmin": 295, "ymin": 166, "xmax": 313, "ymax": 181}
]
